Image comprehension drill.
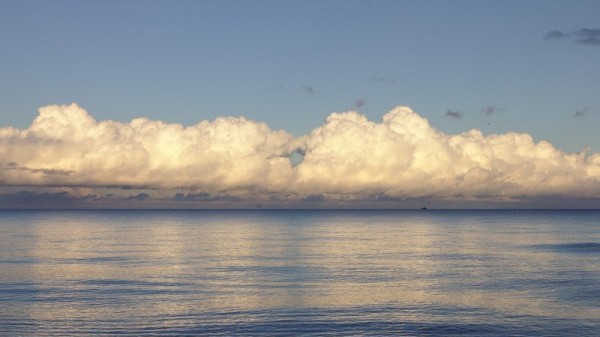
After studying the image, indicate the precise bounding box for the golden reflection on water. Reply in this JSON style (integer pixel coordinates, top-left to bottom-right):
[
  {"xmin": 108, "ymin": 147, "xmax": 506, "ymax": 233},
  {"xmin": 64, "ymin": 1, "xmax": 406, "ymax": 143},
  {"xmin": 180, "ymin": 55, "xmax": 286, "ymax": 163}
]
[{"xmin": 5, "ymin": 211, "xmax": 599, "ymax": 326}]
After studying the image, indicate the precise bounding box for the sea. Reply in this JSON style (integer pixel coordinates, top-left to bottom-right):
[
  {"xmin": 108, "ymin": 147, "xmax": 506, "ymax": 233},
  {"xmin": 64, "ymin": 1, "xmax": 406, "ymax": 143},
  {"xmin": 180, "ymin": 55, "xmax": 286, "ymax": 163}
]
[{"xmin": 0, "ymin": 209, "xmax": 598, "ymax": 336}]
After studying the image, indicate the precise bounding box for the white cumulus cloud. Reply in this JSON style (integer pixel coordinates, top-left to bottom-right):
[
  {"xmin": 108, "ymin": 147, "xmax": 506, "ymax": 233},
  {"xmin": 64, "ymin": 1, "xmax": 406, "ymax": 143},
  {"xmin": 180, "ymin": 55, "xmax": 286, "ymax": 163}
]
[
  {"xmin": 0, "ymin": 103, "xmax": 297, "ymax": 192},
  {"xmin": 1, "ymin": 103, "xmax": 599, "ymax": 206},
  {"xmin": 295, "ymin": 106, "xmax": 600, "ymax": 199}
]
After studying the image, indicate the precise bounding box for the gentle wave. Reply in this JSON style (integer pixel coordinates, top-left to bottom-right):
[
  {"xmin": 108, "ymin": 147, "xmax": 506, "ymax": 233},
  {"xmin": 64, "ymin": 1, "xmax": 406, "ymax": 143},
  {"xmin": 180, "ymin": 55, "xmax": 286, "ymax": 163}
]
[{"xmin": 533, "ymin": 242, "xmax": 600, "ymax": 253}]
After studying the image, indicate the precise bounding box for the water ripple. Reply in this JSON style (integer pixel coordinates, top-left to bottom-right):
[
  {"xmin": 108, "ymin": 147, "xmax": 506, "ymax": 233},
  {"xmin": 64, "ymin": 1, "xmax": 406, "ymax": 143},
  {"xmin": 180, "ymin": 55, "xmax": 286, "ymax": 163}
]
[{"xmin": 532, "ymin": 242, "xmax": 600, "ymax": 254}]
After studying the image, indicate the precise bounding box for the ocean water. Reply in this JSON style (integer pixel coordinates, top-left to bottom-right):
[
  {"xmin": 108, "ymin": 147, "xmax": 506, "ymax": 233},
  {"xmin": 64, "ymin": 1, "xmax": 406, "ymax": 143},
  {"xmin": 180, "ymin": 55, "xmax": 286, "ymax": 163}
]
[{"xmin": 0, "ymin": 210, "xmax": 598, "ymax": 336}]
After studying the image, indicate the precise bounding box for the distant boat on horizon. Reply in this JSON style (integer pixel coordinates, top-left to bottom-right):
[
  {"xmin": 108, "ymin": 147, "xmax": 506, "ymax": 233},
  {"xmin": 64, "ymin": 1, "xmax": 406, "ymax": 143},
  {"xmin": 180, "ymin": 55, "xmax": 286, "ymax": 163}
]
[{"xmin": 420, "ymin": 206, "xmax": 428, "ymax": 210}]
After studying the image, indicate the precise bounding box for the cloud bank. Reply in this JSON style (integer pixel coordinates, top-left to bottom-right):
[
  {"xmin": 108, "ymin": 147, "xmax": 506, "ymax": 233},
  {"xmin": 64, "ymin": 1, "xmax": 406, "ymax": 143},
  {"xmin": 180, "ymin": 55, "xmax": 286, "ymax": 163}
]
[{"xmin": 1, "ymin": 104, "xmax": 599, "ymax": 208}]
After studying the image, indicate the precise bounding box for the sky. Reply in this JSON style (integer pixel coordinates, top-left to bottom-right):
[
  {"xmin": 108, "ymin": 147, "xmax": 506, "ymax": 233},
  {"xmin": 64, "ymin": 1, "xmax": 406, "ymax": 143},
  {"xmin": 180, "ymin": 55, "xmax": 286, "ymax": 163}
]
[{"xmin": 0, "ymin": 0, "xmax": 599, "ymax": 208}]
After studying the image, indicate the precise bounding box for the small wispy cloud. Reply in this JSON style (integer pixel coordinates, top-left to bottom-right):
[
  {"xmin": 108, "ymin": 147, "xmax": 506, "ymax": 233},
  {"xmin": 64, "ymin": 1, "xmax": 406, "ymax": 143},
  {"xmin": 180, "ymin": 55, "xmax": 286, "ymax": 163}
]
[
  {"xmin": 575, "ymin": 106, "xmax": 592, "ymax": 118},
  {"xmin": 302, "ymin": 85, "xmax": 315, "ymax": 94},
  {"xmin": 480, "ymin": 105, "xmax": 502, "ymax": 116},
  {"xmin": 545, "ymin": 28, "xmax": 600, "ymax": 46},
  {"xmin": 576, "ymin": 28, "xmax": 600, "ymax": 46},
  {"xmin": 445, "ymin": 110, "xmax": 463, "ymax": 119},
  {"xmin": 355, "ymin": 99, "xmax": 366, "ymax": 108},
  {"xmin": 545, "ymin": 30, "xmax": 568, "ymax": 40}
]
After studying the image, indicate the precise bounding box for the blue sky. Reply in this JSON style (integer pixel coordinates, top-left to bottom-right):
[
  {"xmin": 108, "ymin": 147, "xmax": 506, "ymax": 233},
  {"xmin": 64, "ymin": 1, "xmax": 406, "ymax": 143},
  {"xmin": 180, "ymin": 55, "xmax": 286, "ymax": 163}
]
[{"xmin": 1, "ymin": 0, "xmax": 599, "ymax": 152}]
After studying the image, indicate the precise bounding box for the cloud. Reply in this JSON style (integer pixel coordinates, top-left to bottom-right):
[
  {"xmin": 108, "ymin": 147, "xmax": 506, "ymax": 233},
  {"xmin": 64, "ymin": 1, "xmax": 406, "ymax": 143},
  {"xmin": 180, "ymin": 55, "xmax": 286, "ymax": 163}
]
[
  {"xmin": 127, "ymin": 192, "xmax": 150, "ymax": 201},
  {"xmin": 302, "ymin": 85, "xmax": 315, "ymax": 94},
  {"xmin": 294, "ymin": 107, "xmax": 600, "ymax": 200},
  {"xmin": 445, "ymin": 110, "xmax": 463, "ymax": 119},
  {"xmin": 545, "ymin": 30, "xmax": 568, "ymax": 40},
  {"xmin": 575, "ymin": 28, "xmax": 600, "ymax": 46},
  {"xmin": 302, "ymin": 194, "xmax": 325, "ymax": 202},
  {"xmin": 370, "ymin": 77, "xmax": 395, "ymax": 83},
  {"xmin": 355, "ymin": 99, "xmax": 366, "ymax": 108},
  {"xmin": 1, "ymin": 103, "xmax": 599, "ymax": 207},
  {"xmin": 0, "ymin": 190, "xmax": 97, "ymax": 208},
  {"xmin": 480, "ymin": 105, "xmax": 495, "ymax": 116},
  {"xmin": 173, "ymin": 192, "xmax": 241, "ymax": 202},
  {"xmin": 0, "ymin": 103, "xmax": 297, "ymax": 192},
  {"xmin": 575, "ymin": 106, "xmax": 592, "ymax": 118},
  {"xmin": 545, "ymin": 28, "xmax": 600, "ymax": 46},
  {"xmin": 480, "ymin": 105, "xmax": 504, "ymax": 116},
  {"xmin": 5, "ymin": 163, "xmax": 73, "ymax": 176}
]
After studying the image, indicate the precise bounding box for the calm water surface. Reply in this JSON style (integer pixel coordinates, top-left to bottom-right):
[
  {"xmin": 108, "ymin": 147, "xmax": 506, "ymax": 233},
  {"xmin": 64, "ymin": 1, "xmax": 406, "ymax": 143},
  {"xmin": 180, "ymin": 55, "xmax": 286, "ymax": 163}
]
[{"xmin": 0, "ymin": 210, "xmax": 598, "ymax": 336}]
